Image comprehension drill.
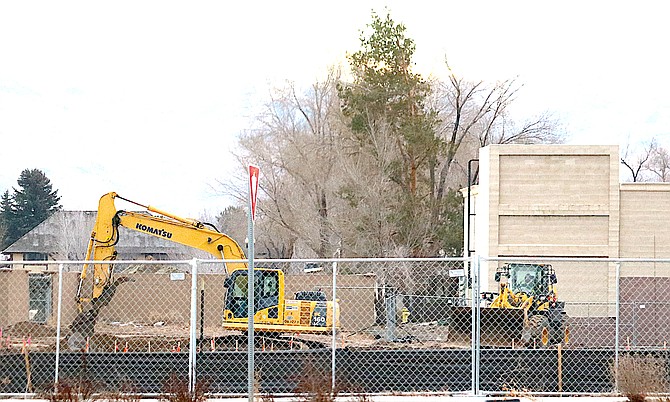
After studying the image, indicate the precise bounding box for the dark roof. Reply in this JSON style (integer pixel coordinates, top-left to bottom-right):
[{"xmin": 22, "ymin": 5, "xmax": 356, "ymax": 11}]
[{"xmin": 3, "ymin": 210, "xmax": 200, "ymax": 259}]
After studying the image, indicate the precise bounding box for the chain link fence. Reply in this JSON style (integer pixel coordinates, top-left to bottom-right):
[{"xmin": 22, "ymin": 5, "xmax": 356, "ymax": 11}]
[{"xmin": 2, "ymin": 257, "xmax": 670, "ymax": 397}]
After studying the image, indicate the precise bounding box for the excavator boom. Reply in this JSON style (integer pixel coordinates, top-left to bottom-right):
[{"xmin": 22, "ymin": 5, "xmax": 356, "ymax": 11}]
[{"xmin": 77, "ymin": 192, "xmax": 246, "ymax": 303}]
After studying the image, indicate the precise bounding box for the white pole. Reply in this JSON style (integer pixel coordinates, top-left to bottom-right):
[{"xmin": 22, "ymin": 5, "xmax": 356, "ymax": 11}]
[
  {"xmin": 54, "ymin": 263, "xmax": 64, "ymax": 390},
  {"xmin": 189, "ymin": 259, "xmax": 198, "ymax": 393},
  {"xmin": 470, "ymin": 255, "xmax": 481, "ymax": 395},
  {"xmin": 247, "ymin": 191, "xmax": 255, "ymax": 402},
  {"xmin": 331, "ymin": 250, "xmax": 340, "ymax": 392}
]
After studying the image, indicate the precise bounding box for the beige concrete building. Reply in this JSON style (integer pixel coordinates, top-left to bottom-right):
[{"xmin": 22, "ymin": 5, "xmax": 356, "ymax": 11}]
[{"xmin": 465, "ymin": 144, "xmax": 670, "ymax": 319}]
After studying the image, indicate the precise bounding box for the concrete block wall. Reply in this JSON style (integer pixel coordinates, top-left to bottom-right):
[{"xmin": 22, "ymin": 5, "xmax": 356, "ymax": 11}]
[{"xmin": 472, "ymin": 145, "xmax": 621, "ymax": 309}]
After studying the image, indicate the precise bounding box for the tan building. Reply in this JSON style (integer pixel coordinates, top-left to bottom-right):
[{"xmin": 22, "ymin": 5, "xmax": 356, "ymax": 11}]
[{"xmin": 465, "ymin": 144, "xmax": 670, "ymax": 319}]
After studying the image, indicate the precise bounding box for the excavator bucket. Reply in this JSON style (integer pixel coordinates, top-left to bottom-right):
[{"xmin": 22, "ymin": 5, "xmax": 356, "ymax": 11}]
[{"xmin": 447, "ymin": 306, "xmax": 526, "ymax": 347}]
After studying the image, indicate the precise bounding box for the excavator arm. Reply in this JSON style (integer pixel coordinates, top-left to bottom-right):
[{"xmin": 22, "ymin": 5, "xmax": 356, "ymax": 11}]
[
  {"xmin": 70, "ymin": 192, "xmax": 247, "ymax": 349},
  {"xmin": 77, "ymin": 192, "xmax": 246, "ymax": 307}
]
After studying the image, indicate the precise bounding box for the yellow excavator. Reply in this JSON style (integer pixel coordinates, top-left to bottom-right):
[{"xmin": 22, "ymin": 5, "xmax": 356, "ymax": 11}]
[
  {"xmin": 69, "ymin": 192, "xmax": 339, "ymax": 349},
  {"xmin": 449, "ymin": 263, "xmax": 568, "ymax": 347}
]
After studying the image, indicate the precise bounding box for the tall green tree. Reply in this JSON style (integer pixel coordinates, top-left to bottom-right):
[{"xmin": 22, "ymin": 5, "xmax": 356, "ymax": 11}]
[
  {"xmin": 1, "ymin": 169, "xmax": 61, "ymax": 249},
  {"xmin": 339, "ymin": 11, "xmax": 441, "ymax": 196},
  {"xmin": 338, "ymin": 11, "xmax": 442, "ymax": 256}
]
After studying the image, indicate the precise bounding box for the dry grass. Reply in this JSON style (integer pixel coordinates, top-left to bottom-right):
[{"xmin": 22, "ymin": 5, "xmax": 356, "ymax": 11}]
[
  {"xmin": 613, "ymin": 353, "xmax": 669, "ymax": 402},
  {"xmin": 98, "ymin": 381, "xmax": 141, "ymax": 402},
  {"xmin": 293, "ymin": 360, "xmax": 338, "ymax": 402},
  {"xmin": 40, "ymin": 378, "xmax": 98, "ymax": 402},
  {"xmin": 159, "ymin": 373, "xmax": 208, "ymax": 402}
]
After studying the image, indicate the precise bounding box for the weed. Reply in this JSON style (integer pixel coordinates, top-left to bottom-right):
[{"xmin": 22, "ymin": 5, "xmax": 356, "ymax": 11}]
[
  {"xmin": 99, "ymin": 381, "xmax": 141, "ymax": 402},
  {"xmin": 500, "ymin": 383, "xmax": 532, "ymax": 398},
  {"xmin": 293, "ymin": 359, "xmax": 338, "ymax": 402},
  {"xmin": 253, "ymin": 369, "xmax": 277, "ymax": 402},
  {"xmin": 346, "ymin": 393, "xmax": 372, "ymax": 402},
  {"xmin": 258, "ymin": 391, "xmax": 276, "ymax": 402},
  {"xmin": 613, "ymin": 353, "xmax": 669, "ymax": 402},
  {"xmin": 40, "ymin": 378, "xmax": 98, "ymax": 402},
  {"xmin": 159, "ymin": 373, "xmax": 208, "ymax": 402}
]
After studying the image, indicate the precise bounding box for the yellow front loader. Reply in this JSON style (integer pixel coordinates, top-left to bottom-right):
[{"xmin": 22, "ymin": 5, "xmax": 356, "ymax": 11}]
[{"xmin": 448, "ymin": 263, "xmax": 569, "ymax": 347}]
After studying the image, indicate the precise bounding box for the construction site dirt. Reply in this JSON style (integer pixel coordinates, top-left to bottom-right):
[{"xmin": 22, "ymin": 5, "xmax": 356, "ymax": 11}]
[{"xmin": 0, "ymin": 320, "xmax": 484, "ymax": 354}]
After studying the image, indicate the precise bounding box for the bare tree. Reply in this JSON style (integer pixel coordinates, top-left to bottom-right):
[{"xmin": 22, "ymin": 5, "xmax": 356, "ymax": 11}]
[
  {"xmin": 215, "ymin": 206, "xmax": 247, "ymax": 250},
  {"xmin": 431, "ymin": 63, "xmax": 563, "ymax": 209},
  {"xmin": 621, "ymin": 139, "xmax": 657, "ymax": 182},
  {"xmin": 225, "ymin": 68, "xmax": 346, "ymax": 258},
  {"xmin": 52, "ymin": 211, "xmax": 93, "ymax": 260},
  {"xmin": 648, "ymin": 143, "xmax": 670, "ymax": 182}
]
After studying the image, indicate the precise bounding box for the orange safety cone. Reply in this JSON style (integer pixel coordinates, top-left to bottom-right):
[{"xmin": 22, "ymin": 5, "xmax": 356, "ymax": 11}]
[
  {"xmin": 211, "ymin": 338, "xmax": 215, "ymax": 352},
  {"xmin": 85, "ymin": 337, "xmax": 90, "ymax": 353},
  {"xmin": 176, "ymin": 341, "xmax": 181, "ymax": 352},
  {"xmin": 114, "ymin": 340, "xmax": 118, "ymax": 353},
  {"xmin": 123, "ymin": 341, "xmax": 129, "ymax": 353}
]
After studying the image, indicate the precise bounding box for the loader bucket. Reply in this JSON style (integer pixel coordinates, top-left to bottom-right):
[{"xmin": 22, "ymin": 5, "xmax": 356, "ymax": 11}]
[{"xmin": 447, "ymin": 306, "xmax": 526, "ymax": 347}]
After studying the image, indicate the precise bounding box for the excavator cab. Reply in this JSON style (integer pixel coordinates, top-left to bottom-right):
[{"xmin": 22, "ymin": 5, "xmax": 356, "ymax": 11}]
[{"xmin": 223, "ymin": 269, "xmax": 281, "ymax": 320}]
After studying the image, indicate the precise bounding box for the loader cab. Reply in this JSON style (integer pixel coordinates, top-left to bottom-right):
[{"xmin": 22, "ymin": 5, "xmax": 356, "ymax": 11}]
[{"xmin": 502, "ymin": 263, "xmax": 556, "ymax": 297}]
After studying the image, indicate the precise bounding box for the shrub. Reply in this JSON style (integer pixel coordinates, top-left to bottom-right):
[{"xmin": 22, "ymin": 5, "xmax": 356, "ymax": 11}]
[{"xmin": 613, "ymin": 353, "xmax": 669, "ymax": 402}]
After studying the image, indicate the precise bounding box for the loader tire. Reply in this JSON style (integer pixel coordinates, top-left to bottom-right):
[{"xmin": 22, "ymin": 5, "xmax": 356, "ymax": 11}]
[{"xmin": 522, "ymin": 314, "xmax": 548, "ymax": 346}]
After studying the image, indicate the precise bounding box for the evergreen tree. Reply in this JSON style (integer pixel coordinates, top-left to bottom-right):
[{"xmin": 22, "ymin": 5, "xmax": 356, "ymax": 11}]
[
  {"xmin": 338, "ymin": 12, "xmax": 443, "ymax": 256},
  {"xmin": 1, "ymin": 169, "xmax": 61, "ymax": 249},
  {"xmin": 0, "ymin": 190, "xmax": 16, "ymax": 249}
]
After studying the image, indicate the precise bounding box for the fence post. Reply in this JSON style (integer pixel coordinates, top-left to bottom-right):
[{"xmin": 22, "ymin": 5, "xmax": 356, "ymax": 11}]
[
  {"xmin": 476, "ymin": 255, "xmax": 483, "ymax": 396},
  {"xmin": 331, "ymin": 252, "xmax": 340, "ymax": 393},
  {"xmin": 470, "ymin": 255, "xmax": 481, "ymax": 396},
  {"xmin": 189, "ymin": 259, "xmax": 198, "ymax": 394},
  {"xmin": 614, "ymin": 261, "xmax": 621, "ymax": 392},
  {"xmin": 54, "ymin": 263, "xmax": 64, "ymax": 390}
]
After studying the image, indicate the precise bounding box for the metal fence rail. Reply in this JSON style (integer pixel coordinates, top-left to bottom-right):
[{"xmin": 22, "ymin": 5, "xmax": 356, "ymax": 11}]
[{"xmin": 1, "ymin": 256, "xmax": 670, "ymax": 397}]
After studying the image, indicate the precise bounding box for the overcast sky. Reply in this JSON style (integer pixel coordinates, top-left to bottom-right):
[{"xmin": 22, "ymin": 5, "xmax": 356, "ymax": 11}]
[{"xmin": 1, "ymin": 1, "xmax": 668, "ymax": 217}]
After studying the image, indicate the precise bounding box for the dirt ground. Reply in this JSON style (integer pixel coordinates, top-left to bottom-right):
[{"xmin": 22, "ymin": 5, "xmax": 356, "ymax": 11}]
[{"xmin": 0, "ymin": 320, "xmax": 475, "ymax": 354}]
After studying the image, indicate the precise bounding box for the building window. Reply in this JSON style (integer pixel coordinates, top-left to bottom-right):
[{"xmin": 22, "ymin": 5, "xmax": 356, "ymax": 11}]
[
  {"xmin": 28, "ymin": 273, "xmax": 52, "ymax": 323},
  {"xmin": 24, "ymin": 252, "xmax": 47, "ymax": 261}
]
